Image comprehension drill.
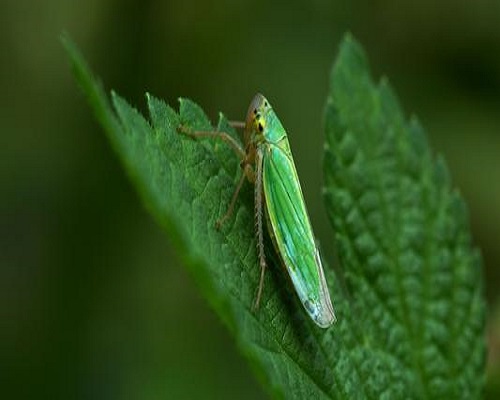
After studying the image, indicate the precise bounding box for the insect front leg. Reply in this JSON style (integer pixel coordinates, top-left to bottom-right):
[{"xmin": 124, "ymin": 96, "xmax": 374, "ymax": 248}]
[
  {"xmin": 177, "ymin": 124, "xmax": 253, "ymax": 229},
  {"xmin": 253, "ymin": 148, "xmax": 267, "ymax": 311},
  {"xmin": 177, "ymin": 125, "xmax": 246, "ymax": 159}
]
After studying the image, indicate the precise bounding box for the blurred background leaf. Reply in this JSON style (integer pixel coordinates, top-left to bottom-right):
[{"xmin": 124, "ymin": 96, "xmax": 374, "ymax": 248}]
[{"xmin": 1, "ymin": 1, "xmax": 499, "ymax": 398}]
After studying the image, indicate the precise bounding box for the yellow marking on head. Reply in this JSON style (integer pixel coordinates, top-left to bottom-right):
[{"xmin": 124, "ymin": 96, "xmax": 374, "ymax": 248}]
[{"xmin": 255, "ymin": 115, "xmax": 265, "ymax": 134}]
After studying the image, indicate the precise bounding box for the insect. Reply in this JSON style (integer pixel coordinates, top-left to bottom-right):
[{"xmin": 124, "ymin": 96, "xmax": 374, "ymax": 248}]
[{"xmin": 179, "ymin": 93, "xmax": 336, "ymax": 328}]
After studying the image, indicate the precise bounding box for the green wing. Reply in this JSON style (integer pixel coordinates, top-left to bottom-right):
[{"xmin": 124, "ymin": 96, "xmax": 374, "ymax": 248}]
[{"xmin": 262, "ymin": 140, "xmax": 335, "ymax": 328}]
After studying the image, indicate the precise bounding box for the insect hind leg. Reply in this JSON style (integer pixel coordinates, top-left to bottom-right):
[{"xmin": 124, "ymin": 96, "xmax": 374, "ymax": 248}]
[{"xmin": 252, "ymin": 149, "xmax": 267, "ymax": 311}]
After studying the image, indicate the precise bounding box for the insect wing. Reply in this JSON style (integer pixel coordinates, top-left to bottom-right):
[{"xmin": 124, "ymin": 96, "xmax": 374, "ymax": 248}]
[{"xmin": 262, "ymin": 139, "xmax": 336, "ymax": 328}]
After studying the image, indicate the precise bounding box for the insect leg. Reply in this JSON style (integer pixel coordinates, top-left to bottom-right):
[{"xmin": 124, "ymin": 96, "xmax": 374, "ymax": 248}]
[
  {"xmin": 215, "ymin": 161, "xmax": 254, "ymax": 229},
  {"xmin": 215, "ymin": 171, "xmax": 245, "ymax": 229},
  {"xmin": 253, "ymin": 148, "xmax": 267, "ymax": 311},
  {"xmin": 177, "ymin": 125, "xmax": 245, "ymax": 159},
  {"xmin": 229, "ymin": 121, "xmax": 245, "ymax": 129},
  {"xmin": 178, "ymin": 125, "xmax": 256, "ymax": 228}
]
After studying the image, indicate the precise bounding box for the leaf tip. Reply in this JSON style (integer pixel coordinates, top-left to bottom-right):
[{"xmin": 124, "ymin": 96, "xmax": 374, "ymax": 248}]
[{"xmin": 337, "ymin": 32, "xmax": 368, "ymax": 69}]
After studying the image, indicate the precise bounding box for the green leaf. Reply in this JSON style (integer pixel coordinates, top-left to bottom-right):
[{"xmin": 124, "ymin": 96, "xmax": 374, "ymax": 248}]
[
  {"xmin": 63, "ymin": 32, "xmax": 486, "ymax": 399},
  {"xmin": 323, "ymin": 34, "xmax": 486, "ymax": 398}
]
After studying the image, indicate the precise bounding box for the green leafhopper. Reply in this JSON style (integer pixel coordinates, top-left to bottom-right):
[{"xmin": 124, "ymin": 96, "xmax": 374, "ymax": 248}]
[{"xmin": 179, "ymin": 93, "xmax": 336, "ymax": 328}]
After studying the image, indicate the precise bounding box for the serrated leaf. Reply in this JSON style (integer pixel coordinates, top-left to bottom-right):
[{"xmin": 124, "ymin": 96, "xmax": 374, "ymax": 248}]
[
  {"xmin": 323, "ymin": 33, "xmax": 486, "ymax": 398},
  {"xmin": 63, "ymin": 32, "xmax": 486, "ymax": 399}
]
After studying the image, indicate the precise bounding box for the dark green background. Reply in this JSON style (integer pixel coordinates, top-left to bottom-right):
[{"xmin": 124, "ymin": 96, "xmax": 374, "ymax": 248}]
[{"xmin": 2, "ymin": 1, "xmax": 499, "ymax": 398}]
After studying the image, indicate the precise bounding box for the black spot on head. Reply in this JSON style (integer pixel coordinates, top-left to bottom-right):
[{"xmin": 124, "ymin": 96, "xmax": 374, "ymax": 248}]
[
  {"xmin": 253, "ymin": 108, "xmax": 257, "ymax": 115},
  {"xmin": 258, "ymin": 122, "xmax": 263, "ymax": 132},
  {"xmin": 264, "ymin": 101, "xmax": 268, "ymax": 108}
]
